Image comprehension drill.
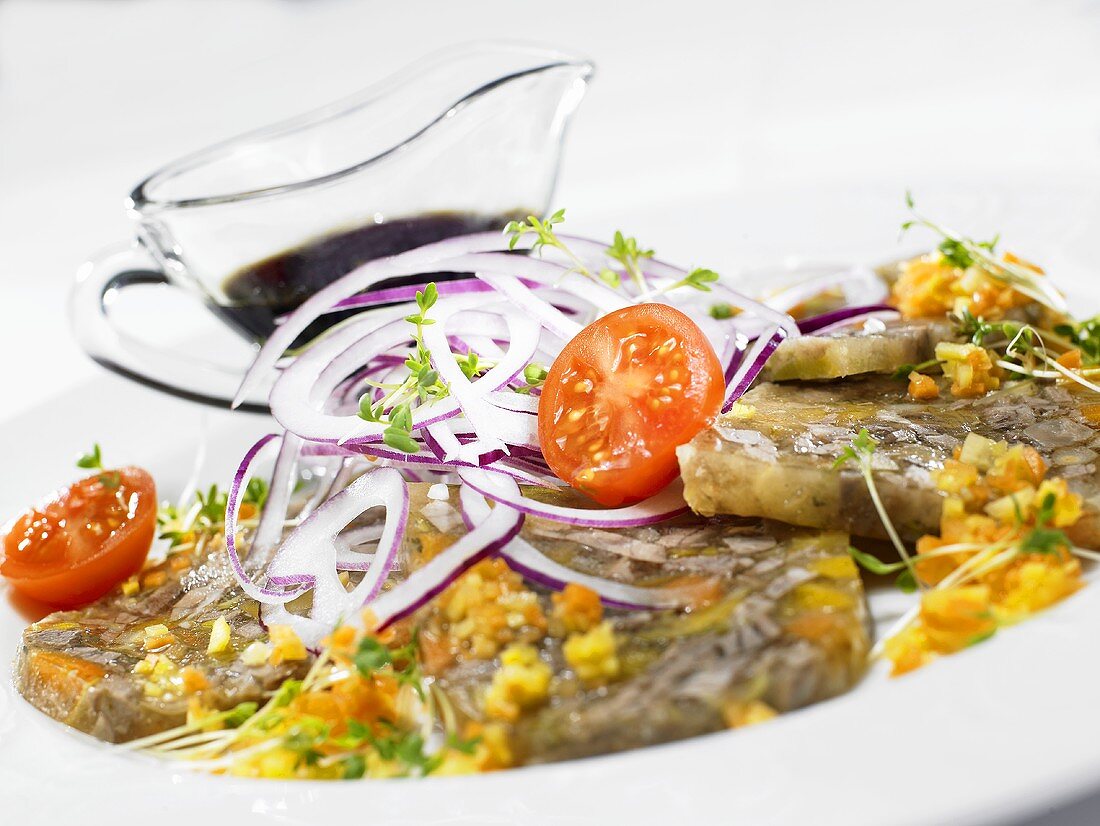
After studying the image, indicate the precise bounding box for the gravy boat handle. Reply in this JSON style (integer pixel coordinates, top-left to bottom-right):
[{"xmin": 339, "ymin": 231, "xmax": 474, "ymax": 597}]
[{"xmin": 69, "ymin": 242, "xmax": 270, "ymax": 413}]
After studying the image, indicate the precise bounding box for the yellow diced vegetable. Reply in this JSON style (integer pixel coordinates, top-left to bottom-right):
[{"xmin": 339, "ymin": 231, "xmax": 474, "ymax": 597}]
[{"xmin": 207, "ymin": 616, "xmax": 231, "ymax": 655}]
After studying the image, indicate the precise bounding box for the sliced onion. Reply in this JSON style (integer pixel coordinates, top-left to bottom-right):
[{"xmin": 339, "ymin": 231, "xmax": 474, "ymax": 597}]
[
  {"xmin": 421, "ymin": 303, "xmax": 541, "ymax": 457},
  {"xmin": 331, "ymin": 277, "xmax": 504, "ymax": 313},
  {"xmin": 235, "ymin": 242, "xmax": 612, "ymax": 408},
  {"xmin": 227, "ymin": 229, "xmax": 886, "ymax": 643},
  {"xmin": 798, "ymin": 303, "xmax": 898, "ymax": 335},
  {"xmin": 458, "ymin": 483, "xmax": 682, "ymax": 610},
  {"xmin": 763, "ymin": 265, "xmax": 887, "ymax": 313},
  {"xmin": 367, "ymin": 495, "xmax": 525, "ymax": 630},
  {"xmin": 487, "ymin": 391, "xmax": 539, "ymax": 415},
  {"xmin": 234, "ymin": 239, "xmax": 538, "ymax": 407},
  {"xmin": 475, "ymin": 271, "xmax": 583, "ymax": 340},
  {"xmin": 302, "ymin": 440, "xmax": 555, "ymax": 488},
  {"xmin": 224, "ymin": 433, "xmax": 310, "ymax": 603},
  {"xmin": 459, "ymin": 467, "xmax": 688, "ymax": 527},
  {"xmin": 269, "ymin": 304, "xmax": 539, "ymax": 447},
  {"xmin": 334, "ymin": 549, "xmax": 376, "ymax": 572},
  {"xmin": 261, "ymin": 467, "xmax": 408, "ymax": 635},
  {"xmin": 247, "ymin": 431, "xmax": 302, "ymax": 571},
  {"xmin": 722, "ymin": 326, "xmax": 787, "ymax": 412}
]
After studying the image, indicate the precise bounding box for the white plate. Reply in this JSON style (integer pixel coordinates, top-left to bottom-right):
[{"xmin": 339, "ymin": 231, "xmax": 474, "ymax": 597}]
[{"xmin": 3, "ymin": 183, "xmax": 1100, "ymax": 825}]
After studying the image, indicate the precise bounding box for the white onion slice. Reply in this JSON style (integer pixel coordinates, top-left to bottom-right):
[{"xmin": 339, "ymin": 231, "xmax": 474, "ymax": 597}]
[
  {"xmin": 421, "ymin": 302, "xmax": 542, "ymax": 457},
  {"xmin": 224, "ymin": 434, "xmax": 310, "ymax": 604},
  {"xmin": 248, "ymin": 430, "xmax": 302, "ymax": 571},
  {"xmin": 763, "ymin": 265, "xmax": 887, "ymax": 313},
  {"xmin": 476, "ymin": 270, "xmax": 583, "ymax": 340},
  {"xmin": 487, "ymin": 391, "xmax": 539, "ymax": 415},
  {"xmin": 265, "ymin": 467, "xmax": 406, "ymax": 593}
]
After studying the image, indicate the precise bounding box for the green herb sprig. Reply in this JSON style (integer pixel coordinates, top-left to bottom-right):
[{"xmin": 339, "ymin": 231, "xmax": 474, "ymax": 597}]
[
  {"xmin": 1054, "ymin": 316, "xmax": 1100, "ymax": 366},
  {"xmin": 891, "ymin": 358, "xmax": 943, "ymax": 381},
  {"xmin": 156, "ymin": 476, "xmax": 268, "ymax": 548},
  {"xmin": 901, "ymin": 192, "xmax": 1067, "ymax": 315},
  {"xmin": 356, "ymin": 283, "xmax": 450, "ymax": 454},
  {"xmin": 76, "ymin": 443, "xmax": 121, "ymax": 489},
  {"xmin": 833, "ymin": 429, "xmax": 922, "ymax": 592},
  {"xmin": 604, "ymin": 230, "xmax": 654, "ymax": 292}
]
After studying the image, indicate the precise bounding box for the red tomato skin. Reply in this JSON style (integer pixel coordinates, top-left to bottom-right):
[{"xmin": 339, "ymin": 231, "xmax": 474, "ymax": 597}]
[
  {"xmin": 1, "ymin": 467, "xmax": 156, "ymax": 608},
  {"xmin": 538, "ymin": 304, "xmax": 724, "ymax": 507}
]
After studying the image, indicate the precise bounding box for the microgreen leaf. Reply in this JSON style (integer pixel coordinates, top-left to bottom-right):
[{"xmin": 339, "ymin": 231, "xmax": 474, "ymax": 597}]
[
  {"xmin": 446, "ymin": 732, "xmax": 482, "ymax": 755},
  {"xmin": 454, "ymin": 350, "xmax": 489, "ymax": 381},
  {"xmin": 598, "ymin": 268, "xmax": 622, "ymax": 288},
  {"xmin": 604, "ymin": 230, "xmax": 654, "ymax": 291},
  {"xmin": 195, "ymin": 484, "xmax": 228, "ymax": 526},
  {"xmin": 416, "ymin": 282, "xmax": 438, "ymax": 312},
  {"xmin": 272, "ymin": 679, "xmax": 303, "ymax": 708},
  {"xmin": 667, "ymin": 267, "xmax": 720, "ymax": 293},
  {"xmin": 834, "ymin": 429, "xmax": 923, "ymax": 592},
  {"xmin": 244, "ymin": 477, "xmax": 269, "ymax": 510},
  {"xmin": 832, "ymin": 428, "xmax": 875, "ymax": 470},
  {"xmin": 354, "ymin": 637, "xmax": 392, "ymax": 677},
  {"xmin": 938, "ymin": 237, "xmax": 974, "ymax": 270},
  {"xmin": 358, "ymin": 394, "xmax": 381, "ymax": 422},
  {"xmin": 895, "ymin": 568, "xmax": 918, "ymax": 593},
  {"xmin": 223, "ymin": 701, "xmax": 258, "ymax": 728},
  {"xmin": 709, "ymin": 302, "xmax": 735, "ymax": 320},
  {"xmin": 383, "ymin": 429, "xmax": 420, "ymax": 455},
  {"xmin": 686, "ymin": 268, "xmax": 720, "ymax": 290},
  {"xmin": 505, "ymin": 211, "xmax": 566, "ymax": 254},
  {"xmin": 847, "ymin": 545, "xmax": 908, "ymax": 575},
  {"xmin": 1035, "ymin": 490, "xmax": 1057, "ymax": 528},
  {"xmin": 523, "ymin": 363, "xmax": 548, "ymax": 387},
  {"xmin": 1053, "ymin": 316, "xmax": 1100, "ymax": 365},
  {"xmin": 342, "ymin": 753, "xmax": 367, "ymax": 779},
  {"xmin": 891, "ymin": 358, "xmax": 942, "ymax": 381},
  {"xmin": 966, "ymin": 628, "xmax": 997, "ymax": 647},
  {"xmin": 76, "ymin": 443, "xmax": 103, "ymax": 471},
  {"xmin": 1019, "ymin": 526, "xmax": 1069, "ymax": 556}
]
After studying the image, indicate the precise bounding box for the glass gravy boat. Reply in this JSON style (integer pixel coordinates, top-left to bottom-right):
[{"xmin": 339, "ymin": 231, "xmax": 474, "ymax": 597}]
[{"xmin": 70, "ymin": 42, "xmax": 593, "ymax": 411}]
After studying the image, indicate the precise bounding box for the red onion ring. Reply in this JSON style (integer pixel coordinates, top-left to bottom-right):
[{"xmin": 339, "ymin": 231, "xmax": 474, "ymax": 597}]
[
  {"xmin": 458, "ymin": 483, "xmax": 683, "ymax": 611},
  {"xmin": 224, "ymin": 433, "xmax": 311, "ymax": 603},
  {"xmin": 797, "ymin": 303, "xmax": 898, "ymax": 334},
  {"xmin": 722, "ymin": 326, "xmax": 787, "ymax": 412},
  {"xmin": 458, "ymin": 467, "xmax": 689, "ymax": 528},
  {"xmin": 368, "ymin": 496, "xmax": 525, "ymax": 630}
]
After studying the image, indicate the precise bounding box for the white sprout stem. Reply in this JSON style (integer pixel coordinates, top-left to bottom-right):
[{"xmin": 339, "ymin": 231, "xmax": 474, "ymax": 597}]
[
  {"xmin": 870, "ymin": 539, "xmax": 1017, "ymax": 658},
  {"xmin": 909, "ymin": 214, "xmax": 1067, "ymax": 314},
  {"xmin": 148, "ymin": 730, "xmax": 236, "ymax": 753},
  {"xmin": 1038, "ymin": 352, "xmax": 1100, "ymax": 394},
  {"xmin": 1071, "ymin": 546, "xmax": 1100, "ymax": 562},
  {"xmin": 859, "ymin": 459, "xmax": 922, "ymax": 589}
]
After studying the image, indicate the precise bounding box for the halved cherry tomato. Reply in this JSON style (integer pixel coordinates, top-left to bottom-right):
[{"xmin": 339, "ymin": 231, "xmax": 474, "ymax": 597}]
[
  {"xmin": 1, "ymin": 467, "xmax": 156, "ymax": 607},
  {"xmin": 538, "ymin": 303, "xmax": 724, "ymax": 506}
]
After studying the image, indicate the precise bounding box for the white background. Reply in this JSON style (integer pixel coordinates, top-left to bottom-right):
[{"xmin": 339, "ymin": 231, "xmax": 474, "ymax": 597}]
[{"xmin": 1, "ymin": 1, "xmax": 1099, "ymax": 822}]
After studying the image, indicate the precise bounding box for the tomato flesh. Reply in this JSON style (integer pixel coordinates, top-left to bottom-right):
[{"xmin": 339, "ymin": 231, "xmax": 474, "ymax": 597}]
[
  {"xmin": 1, "ymin": 467, "xmax": 156, "ymax": 607},
  {"xmin": 538, "ymin": 304, "xmax": 725, "ymax": 506}
]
